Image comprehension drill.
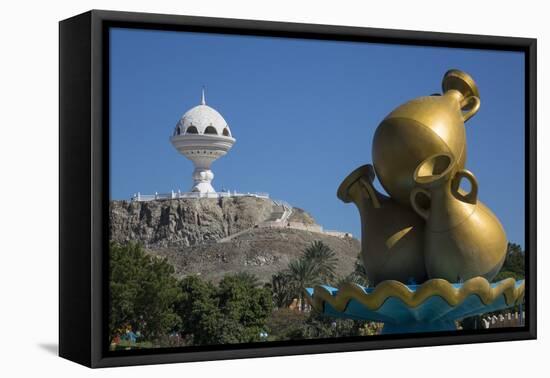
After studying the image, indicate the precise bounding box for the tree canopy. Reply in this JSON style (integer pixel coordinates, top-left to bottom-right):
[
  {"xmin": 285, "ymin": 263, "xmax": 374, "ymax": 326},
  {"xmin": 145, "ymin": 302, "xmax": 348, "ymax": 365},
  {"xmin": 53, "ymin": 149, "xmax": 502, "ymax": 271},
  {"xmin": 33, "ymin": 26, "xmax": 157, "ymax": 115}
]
[
  {"xmin": 109, "ymin": 242, "xmax": 182, "ymax": 341},
  {"xmin": 176, "ymin": 274, "xmax": 273, "ymax": 345},
  {"xmin": 493, "ymin": 242, "xmax": 525, "ymax": 281},
  {"xmin": 270, "ymin": 240, "xmax": 339, "ymax": 312},
  {"xmin": 302, "ymin": 240, "xmax": 338, "ymax": 282}
]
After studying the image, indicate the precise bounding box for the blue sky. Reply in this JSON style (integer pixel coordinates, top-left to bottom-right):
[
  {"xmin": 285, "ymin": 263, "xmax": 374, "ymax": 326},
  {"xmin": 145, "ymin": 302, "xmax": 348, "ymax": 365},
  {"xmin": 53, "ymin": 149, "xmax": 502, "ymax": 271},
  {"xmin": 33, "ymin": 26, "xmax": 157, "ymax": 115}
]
[{"xmin": 110, "ymin": 28, "xmax": 526, "ymax": 248}]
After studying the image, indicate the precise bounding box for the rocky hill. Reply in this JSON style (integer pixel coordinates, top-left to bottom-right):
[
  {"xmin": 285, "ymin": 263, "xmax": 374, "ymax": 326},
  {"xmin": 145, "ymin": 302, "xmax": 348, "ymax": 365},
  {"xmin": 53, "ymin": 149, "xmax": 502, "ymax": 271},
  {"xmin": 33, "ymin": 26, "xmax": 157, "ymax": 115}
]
[{"xmin": 110, "ymin": 197, "xmax": 360, "ymax": 283}]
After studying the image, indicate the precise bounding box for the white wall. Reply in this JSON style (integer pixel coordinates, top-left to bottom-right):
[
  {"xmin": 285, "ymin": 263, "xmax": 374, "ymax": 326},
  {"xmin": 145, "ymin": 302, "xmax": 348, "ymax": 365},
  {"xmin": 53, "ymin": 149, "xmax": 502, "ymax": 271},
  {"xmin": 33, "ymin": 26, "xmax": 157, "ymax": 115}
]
[{"xmin": 0, "ymin": 0, "xmax": 546, "ymax": 376}]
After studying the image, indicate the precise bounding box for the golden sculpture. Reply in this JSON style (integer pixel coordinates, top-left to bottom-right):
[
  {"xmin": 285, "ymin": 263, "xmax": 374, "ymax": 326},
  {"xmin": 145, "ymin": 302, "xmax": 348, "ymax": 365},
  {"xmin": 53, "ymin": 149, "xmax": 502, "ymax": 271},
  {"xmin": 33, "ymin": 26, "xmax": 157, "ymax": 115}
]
[
  {"xmin": 337, "ymin": 164, "xmax": 426, "ymax": 285},
  {"xmin": 339, "ymin": 69, "xmax": 508, "ymax": 284},
  {"xmin": 372, "ymin": 69, "xmax": 480, "ymax": 207},
  {"xmin": 410, "ymin": 153, "xmax": 507, "ymax": 281}
]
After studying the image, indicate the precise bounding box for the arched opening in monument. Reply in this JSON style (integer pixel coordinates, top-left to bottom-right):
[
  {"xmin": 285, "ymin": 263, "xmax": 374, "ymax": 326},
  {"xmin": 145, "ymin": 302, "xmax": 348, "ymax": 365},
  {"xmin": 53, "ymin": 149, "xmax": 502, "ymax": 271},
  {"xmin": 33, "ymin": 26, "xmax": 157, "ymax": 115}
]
[
  {"xmin": 186, "ymin": 126, "xmax": 199, "ymax": 134},
  {"xmin": 204, "ymin": 126, "xmax": 218, "ymax": 135}
]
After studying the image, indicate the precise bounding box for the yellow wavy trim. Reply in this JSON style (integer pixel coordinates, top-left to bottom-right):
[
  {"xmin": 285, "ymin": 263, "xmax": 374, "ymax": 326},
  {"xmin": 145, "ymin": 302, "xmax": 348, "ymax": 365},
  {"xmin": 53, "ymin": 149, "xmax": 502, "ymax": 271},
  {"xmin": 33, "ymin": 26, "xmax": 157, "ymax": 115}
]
[{"xmin": 307, "ymin": 277, "xmax": 525, "ymax": 312}]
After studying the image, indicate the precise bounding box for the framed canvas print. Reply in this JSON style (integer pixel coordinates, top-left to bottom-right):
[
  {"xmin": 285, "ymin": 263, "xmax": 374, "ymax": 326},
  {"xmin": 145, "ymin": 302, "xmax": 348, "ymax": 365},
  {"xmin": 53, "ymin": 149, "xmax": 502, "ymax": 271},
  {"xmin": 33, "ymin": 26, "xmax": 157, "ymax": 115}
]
[{"xmin": 59, "ymin": 10, "xmax": 537, "ymax": 368}]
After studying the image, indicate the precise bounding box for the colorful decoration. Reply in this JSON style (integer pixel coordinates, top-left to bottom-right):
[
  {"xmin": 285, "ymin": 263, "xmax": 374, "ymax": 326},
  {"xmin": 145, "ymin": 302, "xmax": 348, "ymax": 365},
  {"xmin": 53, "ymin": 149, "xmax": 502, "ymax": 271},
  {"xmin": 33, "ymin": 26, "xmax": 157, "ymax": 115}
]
[{"xmin": 306, "ymin": 278, "xmax": 524, "ymax": 334}]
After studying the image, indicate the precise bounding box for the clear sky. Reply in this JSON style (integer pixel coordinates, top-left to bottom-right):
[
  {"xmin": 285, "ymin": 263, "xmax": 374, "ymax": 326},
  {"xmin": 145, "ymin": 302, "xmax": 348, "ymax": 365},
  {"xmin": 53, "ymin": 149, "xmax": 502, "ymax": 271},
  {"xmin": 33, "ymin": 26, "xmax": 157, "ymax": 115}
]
[{"xmin": 110, "ymin": 27, "xmax": 526, "ymax": 248}]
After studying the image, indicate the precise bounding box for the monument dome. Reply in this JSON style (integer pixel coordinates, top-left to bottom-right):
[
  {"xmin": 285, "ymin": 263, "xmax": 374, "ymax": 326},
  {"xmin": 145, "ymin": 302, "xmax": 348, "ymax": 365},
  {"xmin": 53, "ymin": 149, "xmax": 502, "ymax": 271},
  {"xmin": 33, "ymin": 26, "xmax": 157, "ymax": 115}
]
[
  {"xmin": 170, "ymin": 89, "xmax": 236, "ymax": 194},
  {"xmin": 173, "ymin": 90, "xmax": 232, "ymax": 137}
]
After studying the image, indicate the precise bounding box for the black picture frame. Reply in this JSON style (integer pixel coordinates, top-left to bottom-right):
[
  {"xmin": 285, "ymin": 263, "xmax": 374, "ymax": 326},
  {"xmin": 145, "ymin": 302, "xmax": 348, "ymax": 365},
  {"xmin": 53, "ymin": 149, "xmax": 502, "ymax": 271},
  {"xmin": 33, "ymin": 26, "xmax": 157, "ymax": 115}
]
[{"xmin": 59, "ymin": 9, "xmax": 537, "ymax": 368}]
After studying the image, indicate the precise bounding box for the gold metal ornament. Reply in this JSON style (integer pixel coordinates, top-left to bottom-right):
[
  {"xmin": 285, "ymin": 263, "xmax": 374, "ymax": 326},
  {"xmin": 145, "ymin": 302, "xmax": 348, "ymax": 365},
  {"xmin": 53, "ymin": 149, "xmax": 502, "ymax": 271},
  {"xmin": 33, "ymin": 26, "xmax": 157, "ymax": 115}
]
[
  {"xmin": 410, "ymin": 152, "xmax": 508, "ymax": 282},
  {"xmin": 307, "ymin": 277, "xmax": 524, "ymax": 313},
  {"xmin": 328, "ymin": 69, "xmax": 516, "ymax": 332},
  {"xmin": 372, "ymin": 69, "xmax": 481, "ymax": 207},
  {"xmin": 337, "ymin": 164, "xmax": 427, "ymax": 285}
]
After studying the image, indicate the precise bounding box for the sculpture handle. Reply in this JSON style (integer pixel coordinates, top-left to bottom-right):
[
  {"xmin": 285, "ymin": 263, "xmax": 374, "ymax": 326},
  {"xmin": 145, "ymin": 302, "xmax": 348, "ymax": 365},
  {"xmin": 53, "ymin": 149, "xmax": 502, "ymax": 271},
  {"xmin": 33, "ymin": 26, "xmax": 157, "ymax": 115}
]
[
  {"xmin": 451, "ymin": 169, "xmax": 478, "ymax": 204},
  {"xmin": 410, "ymin": 187, "xmax": 431, "ymax": 220},
  {"xmin": 461, "ymin": 95, "xmax": 480, "ymax": 122}
]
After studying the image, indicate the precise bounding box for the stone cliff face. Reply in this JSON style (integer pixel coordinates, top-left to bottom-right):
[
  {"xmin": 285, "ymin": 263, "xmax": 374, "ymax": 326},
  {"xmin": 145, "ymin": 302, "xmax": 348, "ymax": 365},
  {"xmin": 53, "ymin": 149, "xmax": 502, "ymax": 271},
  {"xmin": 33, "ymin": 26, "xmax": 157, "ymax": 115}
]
[
  {"xmin": 109, "ymin": 196, "xmax": 360, "ymax": 283},
  {"xmin": 110, "ymin": 197, "xmax": 275, "ymax": 247}
]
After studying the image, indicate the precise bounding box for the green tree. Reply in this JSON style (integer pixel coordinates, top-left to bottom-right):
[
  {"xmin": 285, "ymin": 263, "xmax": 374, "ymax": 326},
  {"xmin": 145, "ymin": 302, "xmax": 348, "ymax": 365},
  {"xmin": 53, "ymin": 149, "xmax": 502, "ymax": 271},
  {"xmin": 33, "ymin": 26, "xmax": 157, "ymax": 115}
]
[
  {"xmin": 503, "ymin": 243, "xmax": 525, "ymax": 276},
  {"xmin": 109, "ymin": 242, "xmax": 182, "ymax": 341},
  {"xmin": 271, "ymin": 272, "xmax": 296, "ymax": 308},
  {"xmin": 217, "ymin": 274, "xmax": 273, "ymax": 343},
  {"xmin": 287, "ymin": 258, "xmax": 322, "ymax": 311},
  {"xmin": 352, "ymin": 253, "xmax": 369, "ymax": 285},
  {"xmin": 302, "ymin": 241, "xmax": 338, "ymax": 282},
  {"xmin": 336, "ymin": 253, "xmax": 369, "ymax": 287},
  {"xmin": 176, "ymin": 275, "xmax": 221, "ymax": 345},
  {"xmin": 493, "ymin": 242, "xmax": 525, "ymax": 282},
  {"xmin": 176, "ymin": 273, "xmax": 273, "ymax": 345},
  {"xmin": 272, "ymin": 241, "xmax": 340, "ymax": 311},
  {"xmin": 265, "ymin": 308, "xmax": 307, "ymax": 340},
  {"xmin": 233, "ymin": 271, "xmax": 261, "ymax": 288}
]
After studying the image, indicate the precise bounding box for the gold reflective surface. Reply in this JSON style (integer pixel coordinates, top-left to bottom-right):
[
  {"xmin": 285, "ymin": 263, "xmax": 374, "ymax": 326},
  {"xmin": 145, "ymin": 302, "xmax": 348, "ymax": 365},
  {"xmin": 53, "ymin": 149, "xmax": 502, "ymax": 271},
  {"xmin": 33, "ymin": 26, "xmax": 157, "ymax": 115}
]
[
  {"xmin": 411, "ymin": 153, "xmax": 507, "ymax": 281},
  {"xmin": 339, "ymin": 69, "xmax": 509, "ymax": 284},
  {"xmin": 337, "ymin": 164, "xmax": 427, "ymax": 285},
  {"xmin": 307, "ymin": 277, "xmax": 524, "ymax": 312},
  {"xmin": 372, "ymin": 70, "xmax": 480, "ymax": 206}
]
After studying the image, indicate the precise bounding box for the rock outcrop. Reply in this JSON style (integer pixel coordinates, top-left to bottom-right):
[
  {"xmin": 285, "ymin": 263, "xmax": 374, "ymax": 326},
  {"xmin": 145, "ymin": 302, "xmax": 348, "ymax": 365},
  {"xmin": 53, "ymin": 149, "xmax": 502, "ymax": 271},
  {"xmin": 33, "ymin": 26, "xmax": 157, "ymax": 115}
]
[
  {"xmin": 110, "ymin": 197, "xmax": 275, "ymax": 247},
  {"xmin": 109, "ymin": 196, "xmax": 360, "ymax": 283}
]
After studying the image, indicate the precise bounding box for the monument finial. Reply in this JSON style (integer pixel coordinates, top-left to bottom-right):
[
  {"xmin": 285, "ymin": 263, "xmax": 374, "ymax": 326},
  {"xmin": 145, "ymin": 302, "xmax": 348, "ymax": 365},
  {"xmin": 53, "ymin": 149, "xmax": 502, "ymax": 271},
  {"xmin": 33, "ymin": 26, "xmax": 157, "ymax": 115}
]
[{"xmin": 201, "ymin": 87, "xmax": 206, "ymax": 105}]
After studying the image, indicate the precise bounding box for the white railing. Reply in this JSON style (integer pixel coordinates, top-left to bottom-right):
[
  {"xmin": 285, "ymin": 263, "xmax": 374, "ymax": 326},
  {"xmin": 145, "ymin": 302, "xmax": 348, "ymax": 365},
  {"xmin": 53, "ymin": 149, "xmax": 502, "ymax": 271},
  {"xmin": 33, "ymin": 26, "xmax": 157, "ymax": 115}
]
[
  {"xmin": 131, "ymin": 190, "xmax": 270, "ymax": 202},
  {"xmin": 270, "ymin": 200, "xmax": 293, "ymax": 223},
  {"xmin": 323, "ymin": 229, "xmax": 353, "ymax": 238},
  {"xmin": 280, "ymin": 204, "xmax": 293, "ymax": 223}
]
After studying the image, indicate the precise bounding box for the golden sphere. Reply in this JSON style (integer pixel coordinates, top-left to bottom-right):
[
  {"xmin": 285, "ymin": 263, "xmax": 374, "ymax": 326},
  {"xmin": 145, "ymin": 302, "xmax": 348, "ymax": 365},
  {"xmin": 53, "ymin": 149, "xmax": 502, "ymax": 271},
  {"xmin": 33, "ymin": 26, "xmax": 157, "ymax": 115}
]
[
  {"xmin": 372, "ymin": 70, "xmax": 480, "ymax": 207},
  {"xmin": 410, "ymin": 153, "xmax": 507, "ymax": 281}
]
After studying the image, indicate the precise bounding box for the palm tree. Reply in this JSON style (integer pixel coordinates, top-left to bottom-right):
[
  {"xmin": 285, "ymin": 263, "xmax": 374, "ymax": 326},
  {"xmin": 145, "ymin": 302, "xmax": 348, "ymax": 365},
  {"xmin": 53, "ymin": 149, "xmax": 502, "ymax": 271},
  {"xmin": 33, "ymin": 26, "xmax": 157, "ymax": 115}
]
[
  {"xmin": 287, "ymin": 258, "xmax": 323, "ymax": 311},
  {"xmin": 334, "ymin": 253, "xmax": 369, "ymax": 288},
  {"xmin": 351, "ymin": 253, "xmax": 369, "ymax": 287},
  {"xmin": 271, "ymin": 272, "xmax": 295, "ymax": 308},
  {"xmin": 234, "ymin": 272, "xmax": 261, "ymax": 288},
  {"xmin": 336, "ymin": 271, "xmax": 369, "ymax": 288},
  {"xmin": 302, "ymin": 241, "xmax": 338, "ymax": 283}
]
